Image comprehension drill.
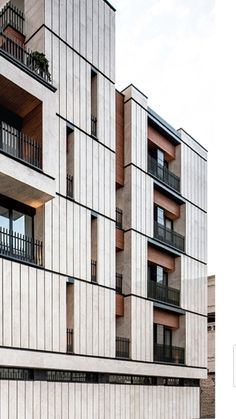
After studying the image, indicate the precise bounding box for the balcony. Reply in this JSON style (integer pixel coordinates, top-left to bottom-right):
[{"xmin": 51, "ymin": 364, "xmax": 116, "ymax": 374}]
[
  {"xmin": 116, "ymin": 207, "xmax": 123, "ymax": 229},
  {"xmin": 0, "ymin": 227, "xmax": 43, "ymax": 265},
  {"xmin": 116, "ymin": 337, "xmax": 130, "ymax": 359},
  {"xmin": 153, "ymin": 221, "xmax": 185, "ymax": 252},
  {"xmin": 154, "ymin": 344, "xmax": 185, "ymax": 365},
  {"xmin": 148, "ymin": 154, "xmax": 180, "ymax": 192},
  {"xmin": 66, "ymin": 174, "xmax": 73, "ymax": 198},
  {"xmin": 0, "ymin": 1, "xmax": 24, "ymax": 34},
  {"xmin": 66, "ymin": 328, "xmax": 74, "ymax": 353},
  {"xmin": 0, "ymin": 121, "xmax": 42, "ymax": 169},
  {"xmin": 0, "ymin": 33, "xmax": 52, "ymax": 85},
  {"xmin": 91, "ymin": 259, "xmax": 97, "ymax": 283},
  {"xmin": 116, "ymin": 273, "xmax": 123, "ymax": 294},
  {"xmin": 148, "ymin": 280, "xmax": 180, "ymax": 306}
]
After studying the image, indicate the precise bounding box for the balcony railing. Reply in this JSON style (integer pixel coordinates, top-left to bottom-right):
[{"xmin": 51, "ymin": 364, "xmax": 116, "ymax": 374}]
[
  {"xmin": 116, "ymin": 208, "xmax": 123, "ymax": 229},
  {"xmin": 148, "ymin": 280, "xmax": 180, "ymax": 306},
  {"xmin": 154, "ymin": 344, "xmax": 185, "ymax": 365},
  {"xmin": 0, "ymin": 33, "xmax": 51, "ymax": 83},
  {"xmin": 0, "ymin": 227, "xmax": 43, "ymax": 266},
  {"xmin": 116, "ymin": 273, "xmax": 123, "ymax": 294},
  {"xmin": 0, "ymin": 121, "xmax": 42, "ymax": 169},
  {"xmin": 66, "ymin": 328, "xmax": 74, "ymax": 353},
  {"xmin": 153, "ymin": 222, "xmax": 185, "ymax": 252},
  {"xmin": 66, "ymin": 174, "xmax": 73, "ymax": 198},
  {"xmin": 116, "ymin": 337, "xmax": 130, "ymax": 359},
  {"xmin": 148, "ymin": 154, "xmax": 180, "ymax": 192},
  {"xmin": 91, "ymin": 260, "xmax": 97, "ymax": 283},
  {"xmin": 91, "ymin": 115, "xmax": 97, "ymax": 137},
  {"xmin": 0, "ymin": 1, "xmax": 24, "ymax": 34}
]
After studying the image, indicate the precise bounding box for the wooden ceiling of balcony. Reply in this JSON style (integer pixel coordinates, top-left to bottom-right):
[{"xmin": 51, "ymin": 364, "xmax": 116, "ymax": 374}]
[{"xmin": 0, "ymin": 75, "xmax": 41, "ymax": 118}]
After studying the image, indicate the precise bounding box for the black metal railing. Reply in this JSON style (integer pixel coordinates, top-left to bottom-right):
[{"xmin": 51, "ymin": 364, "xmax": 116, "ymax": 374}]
[
  {"xmin": 0, "ymin": 121, "xmax": 42, "ymax": 168},
  {"xmin": 116, "ymin": 337, "xmax": 130, "ymax": 359},
  {"xmin": 66, "ymin": 328, "xmax": 74, "ymax": 353},
  {"xmin": 91, "ymin": 115, "xmax": 97, "ymax": 137},
  {"xmin": 116, "ymin": 208, "xmax": 123, "ymax": 229},
  {"xmin": 153, "ymin": 222, "xmax": 185, "ymax": 252},
  {"xmin": 66, "ymin": 174, "xmax": 73, "ymax": 198},
  {"xmin": 116, "ymin": 273, "xmax": 123, "ymax": 294},
  {"xmin": 154, "ymin": 344, "xmax": 185, "ymax": 365},
  {"xmin": 91, "ymin": 260, "xmax": 97, "ymax": 283},
  {"xmin": 0, "ymin": 227, "xmax": 43, "ymax": 266},
  {"xmin": 147, "ymin": 280, "xmax": 180, "ymax": 306},
  {"xmin": 0, "ymin": 33, "xmax": 51, "ymax": 82},
  {"xmin": 0, "ymin": 1, "xmax": 24, "ymax": 34},
  {"xmin": 148, "ymin": 154, "xmax": 180, "ymax": 192}
]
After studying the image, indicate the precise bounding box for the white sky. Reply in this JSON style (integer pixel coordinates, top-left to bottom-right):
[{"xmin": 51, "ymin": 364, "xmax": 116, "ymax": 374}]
[{"xmin": 112, "ymin": 1, "xmax": 236, "ymax": 413}]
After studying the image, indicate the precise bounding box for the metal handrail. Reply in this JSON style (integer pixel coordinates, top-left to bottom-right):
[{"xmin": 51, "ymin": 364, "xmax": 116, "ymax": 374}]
[
  {"xmin": 147, "ymin": 280, "xmax": 180, "ymax": 306},
  {"xmin": 153, "ymin": 344, "xmax": 185, "ymax": 365},
  {"xmin": 0, "ymin": 121, "xmax": 42, "ymax": 168},
  {"xmin": 0, "ymin": 1, "xmax": 24, "ymax": 34},
  {"xmin": 91, "ymin": 115, "xmax": 97, "ymax": 137},
  {"xmin": 0, "ymin": 32, "xmax": 51, "ymax": 82},
  {"xmin": 116, "ymin": 273, "xmax": 123, "ymax": 294},
  {"xmin": 66, "ymin": 174, "xmax": 73, "ymax": 198},
  {"xmin": 91, "ymin": 260, "xmax": 97, "ymax": 283},
  {"xmin": 116, "ymin": 208, "xmax": 123, "ymax": 229},
  {"xmin": 0, "ymin": 227, "xmax": 43, "ymax": 266},
  {"xmin": 148, "ymin": 154, "xmax": 180, "ymax": 192},
  {"xmin": 66, "ymin": 328, "xmax": 74, "ymax": 353},
  {"xmin": 116, "ymin": 337, "xmax": 129, "ymax": 359},
  {"xmin": 153, "ymin": 221, "xmax": 185, "ymax": 252}
]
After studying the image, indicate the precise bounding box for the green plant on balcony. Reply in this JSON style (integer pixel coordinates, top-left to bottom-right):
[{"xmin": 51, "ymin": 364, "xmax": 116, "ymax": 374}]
[{"xmin": 27, "ymin": 51, "xmax": 51, "ymax": 81}]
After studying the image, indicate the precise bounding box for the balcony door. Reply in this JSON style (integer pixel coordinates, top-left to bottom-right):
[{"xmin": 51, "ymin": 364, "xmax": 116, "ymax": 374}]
[{"xmin": 154, "ymin": 324, "xmax": 172, "ymax": 362}]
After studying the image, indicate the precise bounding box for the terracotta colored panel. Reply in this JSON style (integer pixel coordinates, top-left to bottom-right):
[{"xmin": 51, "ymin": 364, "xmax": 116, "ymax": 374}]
[
  {"xmin": 116, "ymin": 294, "xmax": 124, "ymax": 317},
  {"xmin": 148, "ymin": 246, "xmax": 175, "ymax": 272},
  {"xmin": 3, "ymin": 26, "xmax": 25, "ymax": 45},
  {"xmin": 116, "ymin": 91, "xmax": 124, "ymax": 187},
  {"xmin": 154, "ymin": 308, "xmax": 179, "ymax": 329},
  {"xmin": 22, "ymin": 103, "xmax": 42, "ymax": 144},
  {"xmin": 116, "ymin": 228, "xmax": 124, "ymax": 251},
  {"xmin": 154, "ymin": 190, "xmax": 180, "ymax": 220},
  {"xmin": 148, "ymin": 125, "xmax": 175, "ymax": 161}
]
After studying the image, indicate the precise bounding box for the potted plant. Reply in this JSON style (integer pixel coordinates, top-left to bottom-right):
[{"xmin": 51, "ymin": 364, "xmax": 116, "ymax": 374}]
[{"xmin": 27, "ymin": 51, "xmax": 51, "ymax": 81}]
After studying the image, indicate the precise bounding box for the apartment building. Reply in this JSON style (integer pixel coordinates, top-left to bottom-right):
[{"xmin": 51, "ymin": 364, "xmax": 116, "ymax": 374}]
[
  {"xmin": 201, "ymin": 275, "xmax": 215, "ymax": 418},
  {"xmin": 0, "ymin": 1, "xmax": 207, "ymax": 418}
]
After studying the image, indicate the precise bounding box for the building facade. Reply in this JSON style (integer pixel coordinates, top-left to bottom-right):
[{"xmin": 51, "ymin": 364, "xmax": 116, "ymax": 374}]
[
  {"xmin": 0, "ymin": 1, "xmax": 207, "ymax": 418},
  {"xmin": 201, "ymin": 275, "xmax": 215, "ymax": 418}
]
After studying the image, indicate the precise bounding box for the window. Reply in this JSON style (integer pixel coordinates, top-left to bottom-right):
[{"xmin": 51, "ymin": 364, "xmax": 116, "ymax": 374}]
[
  {"xmin": 154, "ymin": 324, "xmax": 172, "ymax": 346},
  {"xmin": 154, "ymin": 205, "xmax": 173, "ymax": 230},
  {"xmin": 148, "ymin": 264, "xmax": 168, "ymax": 286},
  {"xmin": 0, "ymin": 197, "xmax": 34, "ymax": 238},
  {"xmin": 0, "ymin": 195, "xmax": 41, "ymax": 264}
]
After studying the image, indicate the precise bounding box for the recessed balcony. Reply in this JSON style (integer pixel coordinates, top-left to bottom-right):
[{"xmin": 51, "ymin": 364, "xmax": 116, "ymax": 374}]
[
  {"xmin": 148, "ymin": 154, "xmax": 180, "ymax": 192},
  {"xmin": 153, "ymin": 343, "xmax": 185, "ymax": 365},
  {"xmin": 153, "ymin": 221, "xmax": 185, "ymax": 252},
  {"xmin": 148, "ymin": 280, "xmax": 180, "ymax": 307}
]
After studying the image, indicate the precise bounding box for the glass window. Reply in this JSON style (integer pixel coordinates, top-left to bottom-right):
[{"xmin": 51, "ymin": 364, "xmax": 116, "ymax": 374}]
[
  {"xmin": 0, "ymin": 206, "xmax": 10, "ymax": 230},
  {"xmin": 156, "ymin": 266, "xmax": 168, "ymax": 286},
  {"xmin": 12, "ymin": 211, "xmax": 32, "ymax": 238},
  {"xmin": 157, "ymin": 207, "xmax": 164, "ymax": 225},
  {"xmin": 165, "ymin": 218, "xmax": 173, "ymax": 230},
  {"xmin": 157, "ymin": 149, "xmax": 164, "ymax": 167}
]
